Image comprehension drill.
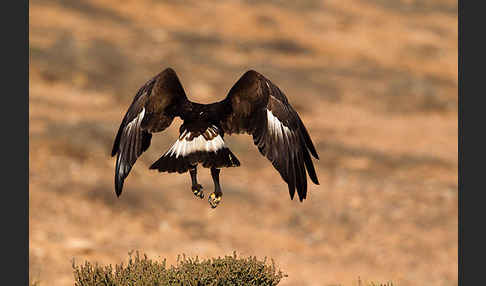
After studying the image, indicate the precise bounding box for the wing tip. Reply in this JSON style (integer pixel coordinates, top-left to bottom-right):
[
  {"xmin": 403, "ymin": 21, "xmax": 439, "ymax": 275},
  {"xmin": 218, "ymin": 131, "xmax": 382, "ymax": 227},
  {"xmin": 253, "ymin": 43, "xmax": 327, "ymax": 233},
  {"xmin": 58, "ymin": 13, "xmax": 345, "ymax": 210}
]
[
  {"xmin": 308, "ymin": 170, "xmax": 319, "ymax": 186},
  {"xmin": 293, "ymin": 190, "xmax": 306, "ymax": 202},
  {"xmin": 114, "ymin": 153, "xmax": 129, "ymax": 198},
  {"xmin": 114, "ymin": 175, "xmax": 124, "ymax": 197},
  {"xmin": 289, "ymin": 190, "xmax": 295, "ymax": 200},
  {"xmin": 297, "ymin": 191, "xmax": 306, "ymax": 202},
  {"xmin": 111, "ymin": 147, "xmax": 118, "ymax": 157}
]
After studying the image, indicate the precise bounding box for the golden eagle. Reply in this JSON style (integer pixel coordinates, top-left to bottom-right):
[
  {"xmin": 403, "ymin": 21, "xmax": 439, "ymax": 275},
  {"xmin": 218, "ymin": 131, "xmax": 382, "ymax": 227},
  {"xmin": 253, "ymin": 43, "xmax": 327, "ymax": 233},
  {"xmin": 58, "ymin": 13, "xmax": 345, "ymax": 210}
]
[{"xmin": 112, "ymin": 68, "xmax": 319, "ymax": 208}]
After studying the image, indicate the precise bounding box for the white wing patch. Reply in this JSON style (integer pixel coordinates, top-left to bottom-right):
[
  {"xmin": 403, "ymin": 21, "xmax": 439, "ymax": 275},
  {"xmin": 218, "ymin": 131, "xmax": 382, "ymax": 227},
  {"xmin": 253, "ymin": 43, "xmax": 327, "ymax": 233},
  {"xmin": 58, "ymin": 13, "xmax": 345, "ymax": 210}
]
[
  {"xmin": 126, "ymin": 108, "xmax": 145, "ymax": 132},
  {"xmin": 166, "ymin": 126, "xmax": 226, "ymax": 158},
  {"xmin": 266, "ymin": 109, "xmax": 291, "ymax": 139}
]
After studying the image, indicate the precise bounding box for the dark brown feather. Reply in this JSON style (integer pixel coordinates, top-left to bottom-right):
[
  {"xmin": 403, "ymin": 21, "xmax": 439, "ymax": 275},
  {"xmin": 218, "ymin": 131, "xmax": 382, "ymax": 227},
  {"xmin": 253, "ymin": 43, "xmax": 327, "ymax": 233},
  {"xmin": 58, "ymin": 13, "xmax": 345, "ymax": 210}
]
[
  {"xmin": 218, "ymin": 70, "xmax": 319, "ymax": 201},
  {"xmin": 111, "ymin": 68, "xmax": 188, "ymax": 197}
]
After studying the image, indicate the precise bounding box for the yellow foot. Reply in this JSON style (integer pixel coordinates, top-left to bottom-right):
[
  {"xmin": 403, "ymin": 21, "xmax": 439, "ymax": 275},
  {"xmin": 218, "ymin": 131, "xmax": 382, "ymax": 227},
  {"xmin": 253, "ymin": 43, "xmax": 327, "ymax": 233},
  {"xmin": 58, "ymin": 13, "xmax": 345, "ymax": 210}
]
[
  {"xmin": 191, "ymin": 184, "xmax": 204, "ymax": 199},
  {"xmin": 208, "ymin": 193, "xmax": 222, "ymax": 208}
]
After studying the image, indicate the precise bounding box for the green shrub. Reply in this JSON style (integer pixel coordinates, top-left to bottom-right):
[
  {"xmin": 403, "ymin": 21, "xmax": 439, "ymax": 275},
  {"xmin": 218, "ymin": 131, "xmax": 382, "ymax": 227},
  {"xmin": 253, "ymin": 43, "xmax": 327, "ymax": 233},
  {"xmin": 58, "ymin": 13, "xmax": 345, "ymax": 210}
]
[{"xmin": 72, "ymin": 251, "xmax": 286, "ymax": 286}]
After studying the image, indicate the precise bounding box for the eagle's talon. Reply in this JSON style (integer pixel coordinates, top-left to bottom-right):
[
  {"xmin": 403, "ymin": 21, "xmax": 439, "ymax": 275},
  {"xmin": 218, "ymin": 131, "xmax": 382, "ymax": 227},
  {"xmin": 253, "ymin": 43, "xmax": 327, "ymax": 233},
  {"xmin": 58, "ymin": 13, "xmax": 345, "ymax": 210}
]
[
  {"xmin": 191, "ymin": 184, "xmax": 204, "ymax": 199},
  {"xmin": 208, "ymin": 193, "xmax": 222, "ymax": 208}
]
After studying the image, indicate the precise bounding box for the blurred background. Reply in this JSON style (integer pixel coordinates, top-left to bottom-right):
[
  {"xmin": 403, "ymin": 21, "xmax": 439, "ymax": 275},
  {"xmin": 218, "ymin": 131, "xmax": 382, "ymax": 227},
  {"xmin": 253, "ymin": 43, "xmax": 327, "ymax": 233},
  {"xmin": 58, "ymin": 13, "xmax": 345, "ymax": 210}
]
[{"xmin": 29, "ymin": 0, "xmax": 458, "ymax": 285}]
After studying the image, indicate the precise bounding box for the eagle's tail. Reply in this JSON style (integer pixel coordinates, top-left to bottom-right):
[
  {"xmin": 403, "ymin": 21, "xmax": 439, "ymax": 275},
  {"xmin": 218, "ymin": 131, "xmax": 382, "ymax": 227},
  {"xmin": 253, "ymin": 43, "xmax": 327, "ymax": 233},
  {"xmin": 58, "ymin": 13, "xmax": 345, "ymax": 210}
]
[{"xmin": 149, "ymin": 127, "xmax": 240, "ymax": 173}]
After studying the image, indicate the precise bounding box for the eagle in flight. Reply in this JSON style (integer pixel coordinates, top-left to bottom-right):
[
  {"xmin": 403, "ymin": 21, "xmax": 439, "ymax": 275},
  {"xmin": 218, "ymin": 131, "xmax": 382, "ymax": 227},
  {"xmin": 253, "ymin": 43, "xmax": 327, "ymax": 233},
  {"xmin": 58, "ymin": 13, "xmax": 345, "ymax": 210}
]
[{"xmin": 111, "ymin": 68, "xmax": 319, "ymax": 208}]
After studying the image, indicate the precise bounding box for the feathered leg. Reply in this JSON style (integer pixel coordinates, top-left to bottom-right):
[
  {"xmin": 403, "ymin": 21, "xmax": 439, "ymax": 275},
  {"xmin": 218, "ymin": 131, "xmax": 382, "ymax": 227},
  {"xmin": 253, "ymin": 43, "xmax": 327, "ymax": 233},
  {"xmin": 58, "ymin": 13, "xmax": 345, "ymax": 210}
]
[
  {"xmin": 190, "ymin": 165, "xmax": 204, "ymax": 199},
  {"xmin": 208, "ymin": 167, "xmax": 223, "ymax": 208}
]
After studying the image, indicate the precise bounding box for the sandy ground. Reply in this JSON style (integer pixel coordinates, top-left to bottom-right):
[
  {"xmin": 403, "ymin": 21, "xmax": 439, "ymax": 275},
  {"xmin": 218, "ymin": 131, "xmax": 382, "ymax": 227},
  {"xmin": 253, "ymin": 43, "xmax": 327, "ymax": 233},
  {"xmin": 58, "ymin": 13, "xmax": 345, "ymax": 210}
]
[{"xmin": 29, "ymin": 0, "xmax": 457, "ymax": 285}]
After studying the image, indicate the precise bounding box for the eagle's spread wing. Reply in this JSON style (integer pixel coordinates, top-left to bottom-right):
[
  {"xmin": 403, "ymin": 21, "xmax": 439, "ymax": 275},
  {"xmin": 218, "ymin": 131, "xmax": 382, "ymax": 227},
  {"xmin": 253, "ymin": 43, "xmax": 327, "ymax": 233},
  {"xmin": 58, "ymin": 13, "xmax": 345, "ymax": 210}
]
[
  {"xmin": 219, "ymin": 70, "xmax": 319, "ymax": 201},
  {"xmin": 111, "ymin": 68, "xmax": 187, "ymax": 196}
]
